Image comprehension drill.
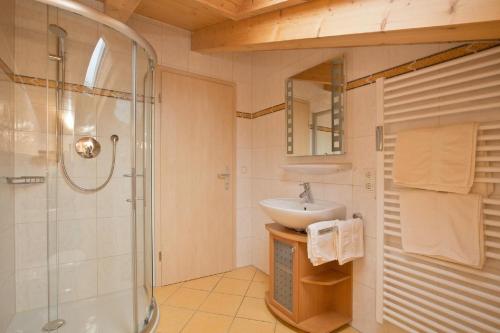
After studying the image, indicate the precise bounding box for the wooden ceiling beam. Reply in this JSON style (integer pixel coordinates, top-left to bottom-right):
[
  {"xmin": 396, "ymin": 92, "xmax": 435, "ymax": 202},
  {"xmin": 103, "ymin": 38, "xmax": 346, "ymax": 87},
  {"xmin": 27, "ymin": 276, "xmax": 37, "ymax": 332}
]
[
  {"xmin": 192, "ymin": 0, "xmax": 500, "ymax": 52},
  {"xmin": 291, "ymin": 61, "xmax": 332, "ymax": 84},
  {"xmin": 105, "ymin": 0, "xmax": 142, "ymax": 22}
]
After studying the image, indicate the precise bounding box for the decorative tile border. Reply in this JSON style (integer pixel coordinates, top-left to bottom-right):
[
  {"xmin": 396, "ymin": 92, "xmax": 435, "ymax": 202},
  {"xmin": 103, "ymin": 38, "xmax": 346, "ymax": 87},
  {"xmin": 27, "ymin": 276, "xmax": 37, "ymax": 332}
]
[
  {"xmin": 0, "ymin": 57, "xmax": 150, "ymax": 102},
  {"xmin": 346, "ymin": 41, "xmax": 500, "ymax": 90},
  {"xmin": 238, "ymin": 103, "xmax": 286, "ymax": 120},
  {"xmin": 239, "ymin": 42, "xmax": 500, "ymax": 119},
  {"xmin": 0, "ymin": 57, "xmax": 14, "ymax": 81},
  {"xmin": 13, "ymin": 74, "xmax": 134, "ymax": 101},
  {"xmin": 236, "ymin": 111, "xmax": 252, "ymax": 119},
  {"xmin": 5, "ymin": 41, "xmax": 500, "ymax": 118}
]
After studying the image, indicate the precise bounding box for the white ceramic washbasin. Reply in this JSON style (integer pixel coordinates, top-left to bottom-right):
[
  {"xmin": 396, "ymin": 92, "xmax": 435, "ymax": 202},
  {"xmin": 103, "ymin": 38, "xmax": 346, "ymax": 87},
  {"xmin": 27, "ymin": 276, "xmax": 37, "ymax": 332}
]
[{"xmin": 259, "ymin": 198, "xmax": 346, "ymax": 231}]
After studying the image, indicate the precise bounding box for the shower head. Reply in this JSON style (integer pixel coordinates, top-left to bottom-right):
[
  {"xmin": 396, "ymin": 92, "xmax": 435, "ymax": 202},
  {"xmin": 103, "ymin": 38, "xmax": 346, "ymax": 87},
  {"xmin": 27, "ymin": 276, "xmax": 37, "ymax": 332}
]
[{"xmin": 48, "ymin": 24, "xmax": 67, "ymax": 38}]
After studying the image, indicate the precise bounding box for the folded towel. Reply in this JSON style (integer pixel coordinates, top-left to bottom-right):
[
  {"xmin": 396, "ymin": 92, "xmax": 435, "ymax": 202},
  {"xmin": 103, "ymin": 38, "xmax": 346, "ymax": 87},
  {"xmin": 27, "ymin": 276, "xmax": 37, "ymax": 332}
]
[
  {"xmin": 393, "ymin": 123, "xmax": 478, "ymax": 194},
  {"xmin": 306, "ymin": 221, "xmax": 338, "ymax": 266},
  {"xmin": 399, "ymin": 189, "xmax": 484, "ymax": 268},
  {"xmin": 335, "ymin": 218, "xmax": 364, "ymax": 265}
]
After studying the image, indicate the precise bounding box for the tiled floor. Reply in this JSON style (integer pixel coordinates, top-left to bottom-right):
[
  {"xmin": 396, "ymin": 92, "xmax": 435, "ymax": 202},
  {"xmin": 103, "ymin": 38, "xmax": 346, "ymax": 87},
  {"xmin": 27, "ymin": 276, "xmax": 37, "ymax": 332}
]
[{"xmin": 155, "ymin": 265, "xmax": 358, "ymax": 333}]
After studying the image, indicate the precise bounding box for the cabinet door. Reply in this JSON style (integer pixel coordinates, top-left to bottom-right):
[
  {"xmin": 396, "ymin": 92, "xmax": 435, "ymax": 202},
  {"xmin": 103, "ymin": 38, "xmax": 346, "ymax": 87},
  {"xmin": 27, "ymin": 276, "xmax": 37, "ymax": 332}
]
[{"xmin": 270, "ymin": 236, "xmax": 298, "ymax": 320}]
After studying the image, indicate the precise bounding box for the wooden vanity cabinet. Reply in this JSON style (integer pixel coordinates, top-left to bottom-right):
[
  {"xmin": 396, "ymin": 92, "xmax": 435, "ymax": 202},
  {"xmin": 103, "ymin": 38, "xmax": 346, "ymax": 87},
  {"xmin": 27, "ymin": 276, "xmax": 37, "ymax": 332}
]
[{"xmin": 265, "ymin": 223, "xmax": 352, "ymax": 333}]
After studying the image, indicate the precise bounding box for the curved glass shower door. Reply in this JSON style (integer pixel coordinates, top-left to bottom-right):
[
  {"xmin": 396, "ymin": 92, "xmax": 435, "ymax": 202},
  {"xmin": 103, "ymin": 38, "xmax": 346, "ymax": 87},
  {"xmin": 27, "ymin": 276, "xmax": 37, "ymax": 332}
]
[{"xmin": 5, "ymin": 0, "xmax": 157, "ymax": 332}]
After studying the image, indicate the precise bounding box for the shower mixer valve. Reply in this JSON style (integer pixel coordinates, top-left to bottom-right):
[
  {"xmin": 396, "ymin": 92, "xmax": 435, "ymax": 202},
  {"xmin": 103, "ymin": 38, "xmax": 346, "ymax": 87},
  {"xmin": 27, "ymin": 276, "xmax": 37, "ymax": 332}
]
[{"xmin": 75, "ymin": 135, "xmax": 119, "ymax": 159}]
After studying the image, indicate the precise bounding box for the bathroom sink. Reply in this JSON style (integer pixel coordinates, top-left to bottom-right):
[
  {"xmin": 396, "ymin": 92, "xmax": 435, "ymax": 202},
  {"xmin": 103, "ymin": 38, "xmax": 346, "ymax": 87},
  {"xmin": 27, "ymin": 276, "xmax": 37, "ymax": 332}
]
[{"xmin": 259, "ymin": 198, "xmax": 346, "ymax": 231}]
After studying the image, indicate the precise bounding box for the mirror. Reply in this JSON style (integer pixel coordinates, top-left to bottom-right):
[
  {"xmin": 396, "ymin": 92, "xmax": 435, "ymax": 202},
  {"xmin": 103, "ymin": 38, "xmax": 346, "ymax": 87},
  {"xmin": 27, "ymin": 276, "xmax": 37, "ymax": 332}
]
[{"xmin": 285, "ymin": 56, "xmax": 346, "ymax": 156}]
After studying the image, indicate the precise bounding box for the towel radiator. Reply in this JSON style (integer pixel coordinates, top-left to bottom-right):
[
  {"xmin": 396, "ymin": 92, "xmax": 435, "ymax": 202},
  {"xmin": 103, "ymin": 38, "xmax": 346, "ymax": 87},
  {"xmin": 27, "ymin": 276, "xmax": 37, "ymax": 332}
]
[{"xmin": 376, "ymin": 45, "xmax": 500, "ymax": 333}]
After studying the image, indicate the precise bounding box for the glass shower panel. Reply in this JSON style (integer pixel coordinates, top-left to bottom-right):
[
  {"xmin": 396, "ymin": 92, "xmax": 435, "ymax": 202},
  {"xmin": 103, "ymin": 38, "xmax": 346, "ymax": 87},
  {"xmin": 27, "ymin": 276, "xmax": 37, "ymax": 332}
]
[
  {"xmin": 134, "ymin": 45, "xmax": 154, "ymax": 331},
  {"xmin": 6, "ymin": 0, "xmax": 157, "ymax": 331},
  {"xmin": 46, "ymin": 7, "xmax": 135, "ymax": 332}
]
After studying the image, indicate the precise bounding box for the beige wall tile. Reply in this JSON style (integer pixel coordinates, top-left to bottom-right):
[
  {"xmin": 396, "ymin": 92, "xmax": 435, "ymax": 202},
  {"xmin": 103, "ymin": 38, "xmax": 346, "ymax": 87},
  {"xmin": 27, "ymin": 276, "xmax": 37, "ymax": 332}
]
[
  {"xmin": 58, "ymin": 260, "xmax": 98, "ymax": 303},
  {"xmin": 236, "ymin": 118, "xmax": 252, "ymax": 149},
  {"xmin": 97, "ymin": 254, "xmax": 132, "ymax": 294},
  {"xmin": 162, "ymin": 24, "xmax": 190, "ymax": 71},
  {"xmin": 236, "ymin": 236, "xmax": 252, "ymax": 268},
  {"xmin": 353, "ymin": 236, "xmax": 377, "ymax": 289},
  {"xmin": 236, "ymin": 207, "xmax": 252, "ymax": 239},
  {"xmin": 237, "ymin": 148, "xmax": 252, "ymax": 179},
  {"xmin": 15, "ymin": 266, "xmax": 47, "ymax": 312}
]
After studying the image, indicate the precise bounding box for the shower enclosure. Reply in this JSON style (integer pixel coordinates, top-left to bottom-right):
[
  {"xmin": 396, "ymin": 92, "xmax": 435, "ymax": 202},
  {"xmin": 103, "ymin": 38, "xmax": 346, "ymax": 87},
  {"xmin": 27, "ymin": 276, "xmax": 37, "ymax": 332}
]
[{"xmin": 0, "ymin": 0, "xmax": 157, "ymax": 332}]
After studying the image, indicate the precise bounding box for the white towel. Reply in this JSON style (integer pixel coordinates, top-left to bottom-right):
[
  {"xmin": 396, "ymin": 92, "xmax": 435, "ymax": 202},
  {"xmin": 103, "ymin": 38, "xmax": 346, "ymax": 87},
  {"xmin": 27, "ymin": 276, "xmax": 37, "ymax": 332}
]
[
  {"xmin": 399, "ymin": 189, "xmax": 484, "ymax": 268},
  {"xmin": 306, "ymin": 221, "xmax": 338, "ymax": 266},
  {"xmin": 393, "ymin": 123, "xmax": 478, "ymax": 194},
  {"xmin": 335, "ymin": 218, "xmax": 364, "ymax": 265}
]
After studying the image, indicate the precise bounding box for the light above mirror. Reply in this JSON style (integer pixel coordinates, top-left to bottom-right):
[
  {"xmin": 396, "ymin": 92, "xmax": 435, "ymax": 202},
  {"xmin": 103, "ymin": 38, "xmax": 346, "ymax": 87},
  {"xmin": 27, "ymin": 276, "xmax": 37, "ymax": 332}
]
[{"xmin": 285, "ymin": 56, "xmax": 346, "ymax": 156}]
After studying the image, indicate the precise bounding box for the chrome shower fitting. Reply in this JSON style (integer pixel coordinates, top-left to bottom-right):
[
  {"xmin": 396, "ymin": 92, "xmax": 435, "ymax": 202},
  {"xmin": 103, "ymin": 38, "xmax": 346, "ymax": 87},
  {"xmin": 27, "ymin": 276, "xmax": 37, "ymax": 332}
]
[
  {"xmin": 75, "ymin": 134, "xmax": 119, "ymax": 159},
  {"xmin": 75, "ymin": 136, "xmax": 101, "ymax": 159},
  {"xmin": 49, "ymin": 24, "xmax": 120, "ymax": 193}
]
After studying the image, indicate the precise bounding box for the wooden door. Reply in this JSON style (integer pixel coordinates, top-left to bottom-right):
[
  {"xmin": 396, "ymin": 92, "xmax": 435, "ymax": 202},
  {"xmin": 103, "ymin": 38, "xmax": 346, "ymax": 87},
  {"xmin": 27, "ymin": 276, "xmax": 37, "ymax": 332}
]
[{"xmin": 158, "ymin": 69, "xmax": 235, "ymax": 285}]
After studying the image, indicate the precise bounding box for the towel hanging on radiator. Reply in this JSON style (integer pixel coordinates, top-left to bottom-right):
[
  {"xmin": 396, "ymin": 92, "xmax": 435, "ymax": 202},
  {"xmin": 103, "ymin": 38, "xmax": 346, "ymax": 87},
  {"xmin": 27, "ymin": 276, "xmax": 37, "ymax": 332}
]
[
  {"xmin": 393, "ymin": 122, "xmax": 478, "ymax": 194},
  {"xmin": 399, "ymin": 189, "xmax": 484, "ymax": 269}
]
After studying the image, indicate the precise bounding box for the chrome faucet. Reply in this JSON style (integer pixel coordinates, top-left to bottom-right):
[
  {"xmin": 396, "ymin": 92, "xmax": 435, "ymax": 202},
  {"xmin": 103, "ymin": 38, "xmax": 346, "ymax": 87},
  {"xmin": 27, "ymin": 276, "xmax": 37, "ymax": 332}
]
[{"xmin": 299, "ymin": 182, "xmax": 314, "ymax": 203}]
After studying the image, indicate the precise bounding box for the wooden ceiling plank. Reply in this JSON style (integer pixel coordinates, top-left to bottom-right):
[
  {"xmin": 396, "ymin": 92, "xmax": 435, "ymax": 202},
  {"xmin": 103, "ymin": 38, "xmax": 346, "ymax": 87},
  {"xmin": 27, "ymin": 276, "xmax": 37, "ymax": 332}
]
[
  {"xmin": 191, "ymin": 0, "xmax": 500, "ymax": 52},
  {"xmin": 238, "ymin": 0, "xmax": 310, "ymax": 19},
  {"xmin": 193, "ymin": 0, "xmax": 244, "ymax": 20},
  {"xmin": 105, "ymin": 0, "xmax": 142, "ymax": 22},
  {"xmin": 135, "ymin": 0, "xmax": 228, "ymax": 31}
]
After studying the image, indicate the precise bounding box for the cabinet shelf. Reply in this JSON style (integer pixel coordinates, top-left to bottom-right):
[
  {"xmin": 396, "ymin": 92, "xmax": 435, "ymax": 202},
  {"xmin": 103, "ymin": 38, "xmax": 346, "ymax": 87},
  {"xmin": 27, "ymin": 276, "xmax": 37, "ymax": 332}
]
[
  {"xmin": 267, "ymin": 223, "xmax": 352, "ymax": 333},
  {"xmin": 298, "ymin": 311, "xmax": 351, "ymax": 333},
  {"xmin": 301, "ymin": 270, "xmax": 350, "ymax": 286},
  {"xmin": 266, "ymin": 294, "xmax": 351, "ymax": 333}
]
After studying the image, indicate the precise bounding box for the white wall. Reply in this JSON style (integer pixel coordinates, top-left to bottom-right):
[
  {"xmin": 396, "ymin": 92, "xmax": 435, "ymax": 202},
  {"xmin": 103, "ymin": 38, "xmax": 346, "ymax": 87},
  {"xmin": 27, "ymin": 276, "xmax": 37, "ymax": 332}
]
[
  {"xmin": 247, "ymin": 44, "xmax": 459, "ymax": 333},
  {"xmin": 128, "ymin": 12, "xmax": 461, "ymax": 333}
]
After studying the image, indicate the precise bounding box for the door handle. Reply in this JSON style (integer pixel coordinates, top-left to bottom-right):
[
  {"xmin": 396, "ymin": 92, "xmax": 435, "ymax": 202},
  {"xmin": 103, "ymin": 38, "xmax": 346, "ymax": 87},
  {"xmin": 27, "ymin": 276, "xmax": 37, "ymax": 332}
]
[{"xmin": 218, "ymin": 167, "xmax": 231, "ymax": 190}]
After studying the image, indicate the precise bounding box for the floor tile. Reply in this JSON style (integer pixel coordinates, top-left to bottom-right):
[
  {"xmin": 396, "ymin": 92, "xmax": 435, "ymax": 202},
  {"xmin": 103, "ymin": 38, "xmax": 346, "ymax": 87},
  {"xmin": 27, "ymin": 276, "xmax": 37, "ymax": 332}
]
[
  {"xmin": 224, "ymin": 266, "xmax": 256, "ymax": 280},
  {"xmin": 229, "ymin": 317, "xmax": 275, "ymax": 333},
  {"xmin": 275, "ymin": 320, "xmax": 304, "ymax": 333},
  {"xmin": 336, "ymin": 326, "xmax": 360, "ymax": 333},
  {"xmin": 183, "ymin": 275, "xmax": 221, "ymax": 291},
  {"xmin": 156, "ymin": 305, "xmax": 193, "ymax": 333},
  {"xmin": 236, "ymin": 297, "xmax": 276, "ymax": 323},
  {"xmin": 253, "ymin": 270, "xmax": 268, "ymax": 282},
  {"xmin": 199, "ymin": 292, "xmax": 244, "ymax": 316},
  {"xmin": 182, "ymin": 312, "xmax": 233, "ymax": 333},
  {"xmin": 155, "ymin": 283, "xmax": 184, "ymax": 305},
  {"xmin": 245, "ymin": 281, "xmax": 268, "ymax": 299},
  {"xmin": 165, "ymin": 287, "xmax": 209, "ymax": 310},
  {"xmin": 214, "ymin": 278, "xmax": 251, "ymax": 296}
]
